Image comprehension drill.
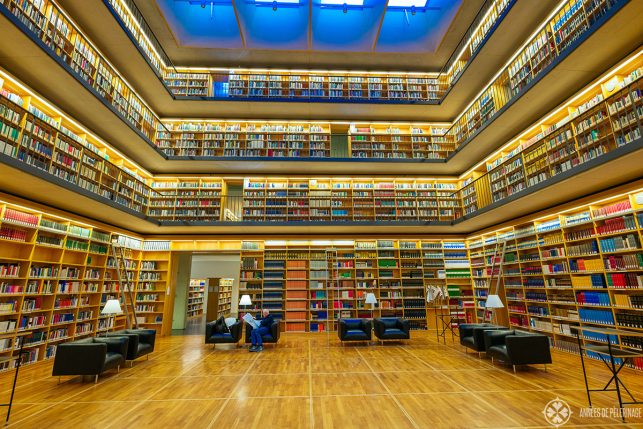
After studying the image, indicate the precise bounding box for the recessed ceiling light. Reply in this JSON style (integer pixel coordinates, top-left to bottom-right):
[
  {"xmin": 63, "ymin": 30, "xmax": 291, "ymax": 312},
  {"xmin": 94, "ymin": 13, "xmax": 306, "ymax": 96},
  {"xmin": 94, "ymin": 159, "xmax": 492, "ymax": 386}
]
[{"xmin": 388, "ymin": 0, "xmax": 428, "ymax": 7}]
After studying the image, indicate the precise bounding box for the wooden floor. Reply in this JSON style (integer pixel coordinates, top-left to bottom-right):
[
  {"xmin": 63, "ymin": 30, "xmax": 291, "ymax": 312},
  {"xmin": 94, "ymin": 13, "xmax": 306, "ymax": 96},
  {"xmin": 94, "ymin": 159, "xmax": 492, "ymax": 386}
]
[{"xmin": 1, "ymin": 331, "xmax": 643, "ymax": 428}]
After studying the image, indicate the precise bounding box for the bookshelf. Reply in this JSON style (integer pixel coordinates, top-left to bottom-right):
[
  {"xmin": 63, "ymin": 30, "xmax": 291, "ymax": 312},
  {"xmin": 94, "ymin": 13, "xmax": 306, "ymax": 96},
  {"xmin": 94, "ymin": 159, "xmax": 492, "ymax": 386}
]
[
  {"xmin": 242, "ymin": 177, "xmax": 462, "ymax": 223},
  {"xmin": 157, "ymin": 121, "xmax": 331, "ymax": 158},
  {"xmin": 466, "ymin": 54, "xmax": 643, "ymax": 211},
  {"xmin": 0, "ymin": 70, "xmax": 154, "ymax": 213},
  {"xmin": 348, "ymin": 124, "xmax": 453, "ymax": 160},
  {"xmin": 446, "ymin": 0, "xmax": 625, "ymax": 149},
  {"xmin": 238, "ymin": 239, "xmax": 471, "ymax": 333},
  {"xmin": 0, "ymin": 199, "xmax": 171, "ymax": 372},
  {"xmin": 187, "ymin": 279, "xmax": 205, "ymax": 318},
  {"xmin": 468, "ymin": 188, "xmax": 643, "ymax": 370},
  {"xmin": 0, "ymin": 0, "xmax": 163, "ymax": 140}
]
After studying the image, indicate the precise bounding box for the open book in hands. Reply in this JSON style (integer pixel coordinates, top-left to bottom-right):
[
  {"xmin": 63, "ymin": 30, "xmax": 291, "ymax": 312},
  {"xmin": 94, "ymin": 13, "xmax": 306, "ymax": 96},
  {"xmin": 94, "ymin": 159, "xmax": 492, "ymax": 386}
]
[{"xmin": 242, "ymin": 313, "xmax": 260, "ymax": 329}]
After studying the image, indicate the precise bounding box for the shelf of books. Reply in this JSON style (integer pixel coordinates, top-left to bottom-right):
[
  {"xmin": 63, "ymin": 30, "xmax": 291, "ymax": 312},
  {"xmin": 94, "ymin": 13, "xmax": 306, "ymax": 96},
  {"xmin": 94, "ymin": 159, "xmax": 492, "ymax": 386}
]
[
  {"xmin": 237, "ymin": 240, "xmax": 472, "ymax": 333},
  {"xmin": 349, "ymin": 124, "xmax": 453, "ymax": 160},
  {"xmin": 187, "ymin": 279, "xmax": 205, "ymax": 317},
  {"xmin": 156, "ymin": 121, "xmax": 331, "ymax": 158},
  {"xmin": 0, "ymin": 0, "xmax": 162, "ymax": 140},
  {"xmin": 242, "ymin": 178, "xmax": 462, "ymax": 223},
  {"xmin": 446, "ymin": 0, "xmax": 626, "ymax": 150},
  {"xmin": 474, "ymin": 56, "xmax": 642, "ymax": 207},
  {"xmin": 218, "ymin": 278, "xmax": 233, "ymax": 317},
  {"xmin": 149, "ymin": 178, "xmax": 222, "ymax": 222},
  {"xmin": 470, "ymin": 188, "xmax": 643, "ymax": 370},
  {"xmin": 0, "ymin": 70, "xmax": 155, "ymax": 213},
  {"xmin": 206, "ymin": 71, "xmax": 445, "ymax": 102},
  {"xmin": 0, "ymin": 199, "xmax": 171, "ymax": 372}
]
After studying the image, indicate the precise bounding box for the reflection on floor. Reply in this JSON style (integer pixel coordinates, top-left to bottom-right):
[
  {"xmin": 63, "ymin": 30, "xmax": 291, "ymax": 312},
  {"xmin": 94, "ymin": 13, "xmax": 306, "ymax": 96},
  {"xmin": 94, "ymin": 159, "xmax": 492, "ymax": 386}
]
[{"xmin": 1, "ymin": 331, "xmax": 642, "ymax": 428}]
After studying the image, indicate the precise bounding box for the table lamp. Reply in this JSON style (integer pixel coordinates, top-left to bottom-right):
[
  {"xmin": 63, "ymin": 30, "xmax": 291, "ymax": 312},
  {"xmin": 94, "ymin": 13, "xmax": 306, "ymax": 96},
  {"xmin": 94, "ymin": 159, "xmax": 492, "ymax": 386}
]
[
  {"xmin": 485, "ymin": 294, "xmax": 504, "ymax": 324},
  {"xmin": 101, "ymin": 299, "xmax": 122, "ymax": 334},
  {"xmin": 365, "ymin": 293, "xmax": 378, "ymax": 319},
  {"xmin": 239, "ymin": 294, "xmax": 252, "ymax": 315}
]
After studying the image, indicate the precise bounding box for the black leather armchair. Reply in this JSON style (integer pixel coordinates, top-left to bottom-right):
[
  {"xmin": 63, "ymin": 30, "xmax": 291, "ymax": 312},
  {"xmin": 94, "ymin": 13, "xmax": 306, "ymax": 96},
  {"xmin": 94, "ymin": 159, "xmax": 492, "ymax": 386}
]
[
  {"xmin": 484, "ymin": 329, "xmax": 552, "ymax": 372},
  {"xmin": 107, "ymin": 329, "xmax": 156, "ymax": 365},
  {"xmin": 373, "ymin": 318, "xmax": 410, "ymax": 341},
  {"xmin": 245, "ymin": 321, "xmax": 280, "ymax": 345},
  {"xmin": 52, "ymin": 336, "xmax": 129, "ymax": 382},
  {"xmin": 338, "ymin": 319, "xmax": 372, "ymax": 342},
  {"xmin": 206, "ymin": 320, "xmax": 243, "ymax": 346},
  {"xmin": 458, "ymin": 323, "xmax": 504, "ymax": 354}
]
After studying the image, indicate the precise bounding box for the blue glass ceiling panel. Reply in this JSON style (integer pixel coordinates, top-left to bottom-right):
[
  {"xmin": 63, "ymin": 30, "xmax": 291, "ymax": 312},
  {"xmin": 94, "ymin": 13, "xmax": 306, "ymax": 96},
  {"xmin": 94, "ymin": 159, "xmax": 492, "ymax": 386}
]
[
  {"xmin": 157, "ymin": 0, "xmax": 242, "ymax": 48},
  {"xmin": 158, "ymin": 0, "xmax": 464, "ymax": 53}
]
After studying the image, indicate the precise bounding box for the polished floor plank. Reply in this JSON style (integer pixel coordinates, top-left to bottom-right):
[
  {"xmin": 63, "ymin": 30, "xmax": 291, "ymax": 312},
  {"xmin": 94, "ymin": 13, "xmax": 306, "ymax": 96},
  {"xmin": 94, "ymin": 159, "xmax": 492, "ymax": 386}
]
[
  {"xmin": 212, "ymin": 397, "xmax": 310, "ymax": 429},
  {"xmin": 312, "ymin": 395, "xmax": 416, "ymax": 429}
]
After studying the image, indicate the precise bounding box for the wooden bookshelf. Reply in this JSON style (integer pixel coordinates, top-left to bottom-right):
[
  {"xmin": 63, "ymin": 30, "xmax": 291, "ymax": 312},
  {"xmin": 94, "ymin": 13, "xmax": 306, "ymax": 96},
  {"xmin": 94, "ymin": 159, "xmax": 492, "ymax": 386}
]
[
  {"xmin": 468, "ymin": 188, "xmax": 643, "ymax": 370},
  {"xmin": 0, "ymin": 0, "xmax": 162, "ymax": 140},
  {"xmin": 242, "ymin": 177, "xmax": 462, "ymax": 223},
  {"xmin": 465, "ymin": 54, "xmax": 643, "ymax": 211},
  {"xmin": 348, "ymin": 124, "xmax": 453, "ymax": 160},
  {"xmin": 237, "ymin": 239, "xmax": 471, "ymax": 333},
  {"xmin": 0, "ymin": 71, "xmax": 154, "ymax": 213},
  {"xmin": 448, "ymin": 0, "xmax": 624, "ymax": 149},
  {"xmin": 187, "ymin": 279, "xmax": 205, "ymax": 318},
  {"xmin": 0, "ymin": 199, "xmax": 171, "ymax": 372}
]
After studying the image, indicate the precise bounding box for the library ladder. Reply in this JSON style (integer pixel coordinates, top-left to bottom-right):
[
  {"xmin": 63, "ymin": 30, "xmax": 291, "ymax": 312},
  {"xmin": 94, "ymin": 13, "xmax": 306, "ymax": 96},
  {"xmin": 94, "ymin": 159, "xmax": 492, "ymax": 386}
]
[
  {"xmin": 110, "ymin": 241, "xmax": 139, "ymax": 329},
  {"xmin": 324, "ymin": 248, "xmax": 339, "ymax": 340},
  {"xmin": 484, "ymin": 240, "xmax": 507, "ymax": 323},
  {"xmin": 431, "ymin": 283, "xmax": 458, "ymax": 344}
]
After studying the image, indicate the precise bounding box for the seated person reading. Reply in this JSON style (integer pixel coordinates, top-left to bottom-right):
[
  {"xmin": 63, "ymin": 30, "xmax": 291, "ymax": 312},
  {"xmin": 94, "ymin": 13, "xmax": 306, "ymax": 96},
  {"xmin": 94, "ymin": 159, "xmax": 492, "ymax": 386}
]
[{"xmin": 248, "ymin": 309, "xmax": 274, "ymax": 352}]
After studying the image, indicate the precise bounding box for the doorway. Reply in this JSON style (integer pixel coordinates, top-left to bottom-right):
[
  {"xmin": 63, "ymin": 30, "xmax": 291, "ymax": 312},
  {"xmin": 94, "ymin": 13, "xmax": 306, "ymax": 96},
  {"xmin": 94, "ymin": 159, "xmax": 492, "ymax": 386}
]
[{"xmin": 171, "ymin": 252, "xmax": 241, "ymax": 335}]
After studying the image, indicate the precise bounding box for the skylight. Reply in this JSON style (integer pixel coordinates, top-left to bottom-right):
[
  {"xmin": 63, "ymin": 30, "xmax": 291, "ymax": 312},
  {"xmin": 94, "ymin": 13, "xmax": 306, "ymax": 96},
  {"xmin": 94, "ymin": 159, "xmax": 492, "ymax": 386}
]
[
  {"xmin": 254, "ymin": 0, "xmax": 301, "ymax": 3},
  {"xmin": 320, "ymin": 0, "xmax": 365, "ymax": 6},
  {"xmin": 387, "ymin": 0, "xmax": 428, "ymax": 7}
]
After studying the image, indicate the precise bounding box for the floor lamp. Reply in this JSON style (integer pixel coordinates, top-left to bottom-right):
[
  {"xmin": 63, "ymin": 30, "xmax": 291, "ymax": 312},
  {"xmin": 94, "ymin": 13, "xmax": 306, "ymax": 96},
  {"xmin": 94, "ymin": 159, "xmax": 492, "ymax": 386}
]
[
  {"xmin": 239, "ymin": 294, "xmax": 252, "ymax": 317},
  {"xmin": 485, "ymin": 294, "xmax": 504, "ymax": 324},
  {"xmin": 365, "ymin": 293, "xmax": 378, "ymax": 319},
  {"xmin": 101, "ymin": 299, "xmax": 122, "ymax": 335}
]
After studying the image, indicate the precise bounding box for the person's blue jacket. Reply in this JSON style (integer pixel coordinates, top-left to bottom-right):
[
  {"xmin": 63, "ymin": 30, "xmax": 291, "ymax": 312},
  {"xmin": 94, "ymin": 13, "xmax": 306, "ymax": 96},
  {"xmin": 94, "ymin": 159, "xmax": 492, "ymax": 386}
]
[{"xmin": 259, "ymin": 314, "xmax": 274, "ymax": 328}]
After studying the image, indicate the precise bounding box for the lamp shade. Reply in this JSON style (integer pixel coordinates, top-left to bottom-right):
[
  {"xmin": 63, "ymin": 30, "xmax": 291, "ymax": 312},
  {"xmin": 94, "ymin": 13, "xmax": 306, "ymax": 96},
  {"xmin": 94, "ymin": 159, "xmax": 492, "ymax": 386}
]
[
  {"xmin": 365, "ymin": 293, "xmax": 378, "ymax": 305},
  {"xmin": 485, "ymin": 295, "xmax": 504, "ymax": 309},
  {"xmin": 101, "ymin": 299, "xmax": 122, "ymax": 315},
  {"xmin": 239, "ymin": 294, "xmax": 252, "ymax": 306}
]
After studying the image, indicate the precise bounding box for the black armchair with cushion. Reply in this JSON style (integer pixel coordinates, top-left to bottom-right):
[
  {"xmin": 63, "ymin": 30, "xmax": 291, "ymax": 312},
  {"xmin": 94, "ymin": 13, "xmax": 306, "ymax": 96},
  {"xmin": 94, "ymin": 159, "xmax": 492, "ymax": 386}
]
[
  {"xmin": 206, "ymin": 319, "xmax": 243, "ymax": 346},
  {"xmin": 458, "ymin": 323, "xmax": 504, "ymax": 354},
  {"xmin": 484, "ymin": 329, "xmax": 552, "ymax": 372},
  {"xmin": 52, "ymin": 336, "xmax": 129, "ymax": 383},
  {"xmin": 373, "ymin": 317, "xmax": 410, "ymax": 342},
  {"xmin": 338, "ymin": 319, "xmax": 372, "ymax": 342},
  {"xmin": 107, "ymin": 329, "xmax": 156, "ymax": 365},
  {"xmin": 244, "ymin": 321, "xmax": 280, "ymax": 346}
]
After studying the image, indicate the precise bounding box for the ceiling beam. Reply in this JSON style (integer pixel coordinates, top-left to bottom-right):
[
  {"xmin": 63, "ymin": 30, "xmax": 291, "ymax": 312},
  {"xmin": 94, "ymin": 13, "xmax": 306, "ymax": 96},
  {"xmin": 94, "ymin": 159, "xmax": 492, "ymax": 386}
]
[
  {"xmin": 230, "ymin": 0, "xmax": 247, "ymax": 48},
  {"xmin": 308, "ymin": 0, "xmax": 313, "ymax": 50},
  {"xmin": 372, "ymin": 0, "xmax": 389, "ymax": 52}
]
